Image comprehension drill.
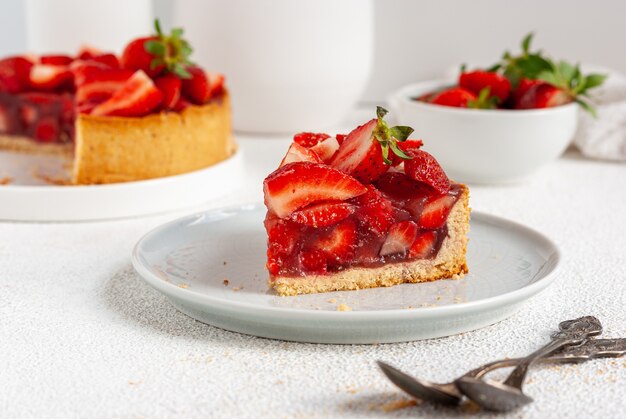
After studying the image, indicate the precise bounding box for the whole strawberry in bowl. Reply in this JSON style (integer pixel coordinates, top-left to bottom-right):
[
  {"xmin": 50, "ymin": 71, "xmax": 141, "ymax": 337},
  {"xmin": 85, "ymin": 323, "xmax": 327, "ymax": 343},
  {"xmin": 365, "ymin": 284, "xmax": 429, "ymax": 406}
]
[{"xmin": 389, "ymin": 34, "xmax": 607, "ymax": 184}]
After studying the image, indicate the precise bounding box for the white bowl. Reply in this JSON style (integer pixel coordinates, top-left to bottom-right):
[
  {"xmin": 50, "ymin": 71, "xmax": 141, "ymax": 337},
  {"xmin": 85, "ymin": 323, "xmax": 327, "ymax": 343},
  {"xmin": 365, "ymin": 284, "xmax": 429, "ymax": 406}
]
[{"xmin": 388, "ymin": 80, "xmax": 578, "ymax": 184}]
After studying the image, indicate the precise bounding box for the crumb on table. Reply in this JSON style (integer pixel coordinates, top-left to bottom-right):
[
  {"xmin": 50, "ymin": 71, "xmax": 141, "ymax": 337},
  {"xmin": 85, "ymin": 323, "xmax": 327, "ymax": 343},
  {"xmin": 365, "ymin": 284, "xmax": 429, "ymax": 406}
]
[
  {"xmin": 223, "ymin": 279, "xmax": 229, "ymax": 286},
  {"xmin": 177, "ymin": 283, "xmax": 189, "ymax": 289},
  {"xmin": 337, "ymin": 303, "xmax": 352, "ymax": 312},
  {"xmin": 232, "ymin": 286, "xmax": 243, "ymax": 291},
  {"xmin": 327, "ymin": 298, "xmax": 337, "ymax": 303},
  {"xmin": 0, "ymin": 177, "xmax": 13, "ymax": 185},
  {"xmin": 380, "ymin": 398, "xmax": 418, "ymax": 412}
]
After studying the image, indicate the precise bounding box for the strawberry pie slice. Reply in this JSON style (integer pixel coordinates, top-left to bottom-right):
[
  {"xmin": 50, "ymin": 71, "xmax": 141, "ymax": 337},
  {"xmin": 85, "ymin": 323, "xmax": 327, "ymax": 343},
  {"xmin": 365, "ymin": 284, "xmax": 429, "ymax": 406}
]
[{"xmin": 263, "ymin": 107, "xmax": 470, "ymax": 296}]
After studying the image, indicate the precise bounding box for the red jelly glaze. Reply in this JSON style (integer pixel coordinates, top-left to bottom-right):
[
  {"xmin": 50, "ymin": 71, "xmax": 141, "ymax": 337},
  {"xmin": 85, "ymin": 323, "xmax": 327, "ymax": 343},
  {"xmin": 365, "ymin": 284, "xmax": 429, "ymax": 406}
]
[{"xmin": 265, "ymin": 173, "xmax": 463, "ymax": 278}]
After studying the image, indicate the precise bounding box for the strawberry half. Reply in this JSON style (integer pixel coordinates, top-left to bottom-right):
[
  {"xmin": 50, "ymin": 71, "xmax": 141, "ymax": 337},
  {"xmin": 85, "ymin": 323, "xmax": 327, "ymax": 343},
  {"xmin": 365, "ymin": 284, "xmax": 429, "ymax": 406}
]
[
  {"xmin": 329, "ymin": 119, "xmax": 385, "ymax": 183},
  {"xmin": 374, "ymin": 172, "xmax": 436, "ymax": 201},
  {"xmin": 90, "ymin": 70, "xmax": 163, "ymax": 117},
  {"xmin": 419, "ymin": 194, "xmax": 456, "ymax": 229},
  {"xmin": 154, "ymin": 74, "xmax": 182, "ymax": 110},
  {"xmin": 404, "ymin": 149, "xmax": 450, "ymax": 194},
  {"xmin": 279, "ymin": 142, "xmax": 322, "ymax": 167},
  {"xmin": 352, "ymin": 185, "xmax": 396, "ymax": 236},
  {"xmin": 310, "ymin": 136, "xmax": 340, "ymax": 162},
  {"xmin": 263, "ymin": 162, "xmax": 367, "ymax": 218},
  {"xmin": 0, "ymin": 56, "xmax": 34, "ymax": 93},
  {"xmin": 293, "ymin": 132, "xmax": 331, "ymax": 148},
  {"xmin": 459, "ymin": 70, "xmax": 511, "ymax": 102},
  {"xmin": 430, "ymin": 87, "xmax": 476, "ymax": 107},
  {"xmin": 290, "ymin": 201, "xmax": 355, "ymax": 228},
  {"xmin": 207, "ymin": 72, "xmax": 225, "ymax": 97},
  {"xmin": 40, "ymin": 55, "xmax": 73, "ymax": 66},
  {"xmin": 379, "ymin": 220, "xmax": 418, "ymax": 256},
  {"xmin": 516, "ymin": 83, "xmax": 572, "ymax": 109},
  {"xmin": 408, "ymin": 231, "xmax": 438, "ymax": 259},
  {"xmin": 309, "ymin": 219, "xmax": 357, "ymax": 264},
  {"xmin": 29, "ymin": 64, "xmax": 73, "ymax": 91}
]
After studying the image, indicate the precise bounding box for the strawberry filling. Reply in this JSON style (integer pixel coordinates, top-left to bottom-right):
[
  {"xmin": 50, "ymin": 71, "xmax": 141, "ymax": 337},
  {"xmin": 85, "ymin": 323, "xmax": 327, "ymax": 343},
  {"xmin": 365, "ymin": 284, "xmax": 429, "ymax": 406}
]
[{"xmin": 263, "ymin": 107, "xmax": 462, "ymax": 278}]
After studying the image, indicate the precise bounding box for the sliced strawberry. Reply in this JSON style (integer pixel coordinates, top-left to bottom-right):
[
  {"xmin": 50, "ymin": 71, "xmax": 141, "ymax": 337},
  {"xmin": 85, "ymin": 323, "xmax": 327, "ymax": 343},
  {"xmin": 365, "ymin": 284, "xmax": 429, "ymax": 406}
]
[
  {"xmin": 298, "ymin": 249, "xmax": 328, "ymax": 274},
  {"xmin": 91, "ymin": 53, "xmax": 120, "ymax": 69},
  {"xmin": 329, "ymin": 119, "xmax": 388, "ymax": 183},
  {"xmin": 310, "ymin": 136, "xmax": 340, "ymax": 162},
  {"xmin": 266, "ymin": 217, "xmax": 303, "ymax": 275},
  {"xmin": 75, "ymin": 68, "xmax": 134, "ymax": 103},
  {"xmin": 408, "ymin": 231, "xmax": 438, "ymax": 259},
  {"xmin": 33, "ymin": 117, "xmax": 59, "ymax": 142},
  {"xmin": 335, "ymin": 134, "xmax": 347, "ymax": 144},
  {"xmin": 310, "ymin": 219, "xmax": 357, "ymax": 264},
  {"xmin": 419, "ymin": 194, "xmax": 456, "ymax": 229},
  {"xmin": 40, "ymin": 55, "xmax": 73, "ymax": 66},
  {"xmin": 264, "ymin": 162, "xmax": 367, "ymax": 218},
  {"xmin": 404, "ymin": 149, "xmax": 450, "ymax": 194},
  {"xmin": 29, "ymin": 64, "xmax": 73, "ymax": 91},
  {"xmin": 0, "ymin": 56, "xmax": 34, "ymax": 93},
  {"xmin": 516, "ymin": 83, "xmax": 572, "ymax": 109},
  {"xmin": 290, "ymin": 201, "xmax": 355, "ymax": 228},
  {"xmin": 181, "ymin": 66, "xmax": 211, "ymax": 104},
  {"xmin": 279, "ymin": 142, "xmax": 322, "ymax": 167},
  {"xmin": 511, "ymin": 78, "xmax": 543, "ymax": 103},
  {"xmin": 154, "ymin": 74, "xmax": 182, "ymax": 110},
  {"xmin": 293, "ymin": 132, "xmax": 331, "ymax": 148},
  {"xmin": 90, "ymin": 70, "xmax": 163, "ymax": 117},
  {"xmin": 459, "ymin": 70, "xmax": 511, "ymax": 102},
  {"xmin": 352, "ymin": 185, "xmax": 395, "ymax": 236},
  {"xmin": 207, "ymin": 72, "xmax": 225, "ymax": 97},
  {"xmin": 380, "ymin": 220, "xmax": 418, "ymax": 256},
  {"xmin": 374, "ymin": 172, "xmax": 436, "ymax": 201},
  {"xmin": 120, "ymin": 36, "xmax": 164, "ymax": 77},
  {"xmin": 76, "ymin": 45, "xmax": 102, "ymax": 60},
  {"xmin": 431, "ymin": 87, "xmax": 476, "ymax": 107}
]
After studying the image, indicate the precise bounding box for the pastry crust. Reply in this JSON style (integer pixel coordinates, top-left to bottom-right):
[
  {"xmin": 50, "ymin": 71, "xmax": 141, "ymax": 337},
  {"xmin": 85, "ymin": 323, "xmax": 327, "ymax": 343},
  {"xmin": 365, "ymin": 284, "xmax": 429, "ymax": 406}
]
[
  {"xmin": 271, "ymin": 184, "xmax": 470, "ymax": 296},
  {"xmin": 73, "ymin": 93, "xmax": 235, "ymax": 184},
  {"xmin": 0, "ymin": 135, "xmax": 72, "ymax": 156}
]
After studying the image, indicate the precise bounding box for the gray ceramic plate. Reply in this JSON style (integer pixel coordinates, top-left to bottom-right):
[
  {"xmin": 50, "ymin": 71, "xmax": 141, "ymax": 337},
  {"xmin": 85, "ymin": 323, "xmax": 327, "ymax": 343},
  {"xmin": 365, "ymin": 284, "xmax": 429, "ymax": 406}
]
[{"xmin": 132, "ymin": 204, "xmax": 560, "ymax": 344}]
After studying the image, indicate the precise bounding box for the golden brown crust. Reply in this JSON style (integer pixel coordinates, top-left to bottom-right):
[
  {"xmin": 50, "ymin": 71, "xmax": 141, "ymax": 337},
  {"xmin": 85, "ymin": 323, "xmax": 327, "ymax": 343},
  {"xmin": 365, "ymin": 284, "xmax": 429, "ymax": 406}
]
[
  {"xmin": 0, "ymin": 135, "xmax": 73, "ymax": 156},
  {"xmin": 73, "ymin": 93, "xmax": 235, "ymax": 184},
  {"xmin": 271, "ymin": 185, "xmax": 470, "ymax": 296}
]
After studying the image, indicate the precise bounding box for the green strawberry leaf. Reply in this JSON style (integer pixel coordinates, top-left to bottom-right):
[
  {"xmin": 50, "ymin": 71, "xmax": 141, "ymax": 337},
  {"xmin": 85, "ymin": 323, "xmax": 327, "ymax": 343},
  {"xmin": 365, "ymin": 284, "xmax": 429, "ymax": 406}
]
[
  {"xmin": 376, "ymin": 106, "xmax": 388, "ymax": 120},
  {"xmin": 521, "ymin": 33, "xmax": 533, "ymax": 54},
  {"xmin": 389, "ymin": 126, "xmax": 414, "ymax": 142},
  {"xmin": 584, "ymin": 73, "xmax": 608, "ymax": 90},
  {"xmin": 557, "ymin": 60, "xmax": 576, "ymax": 82},
  {"xmin": 145, "ymin": 40, "xmax": 166, "ymax": 56},
  {"xmin": 575, "ymin": 97, "xmax": 597, "ymax": 118},
  {"xmin": 536, "ymin": 70, "xmax": 560, "ymax": 87},
  {"xmin": 389, "ymin": 140, "xmax": 412, "ymax": 160},
  {"xmin": 381, "ymin": 143, "xmax": 391, "ymax": 164}
]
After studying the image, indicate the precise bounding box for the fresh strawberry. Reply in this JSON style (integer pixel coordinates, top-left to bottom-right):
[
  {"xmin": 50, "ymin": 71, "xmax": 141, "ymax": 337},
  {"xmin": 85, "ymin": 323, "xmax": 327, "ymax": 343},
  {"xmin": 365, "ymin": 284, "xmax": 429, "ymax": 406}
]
[
  {"xmin": 374, "ymin": 172, "xmax": 435, "ymax": 201},
  {"xmin": 290, "ymin": 201, "xmax": 355, "ymax": 228},
  {"xmin": 181, "ymin": 66, "xmax": 211, "ymax": 104},
  {"xmin": 279, "ymin": 142, "xmax": 322, "ymax": 167},
  {"xmin": 335, "ymin": 134, "xmax": 347, "ymax": 144},
  {"xmin": 511, "ymin": 78, "xmax": 543, "ymax": 103},
  {"xmin": 29, "ymin": 64, "xmax": 73, "ymax": 91},
  {"xmin": 310, "ymin": 136, "xmax": 340, "ymax": 162},
  {"xmin": 408, "ymin": 231, "xmax": 438, "ymax": 259},
  {"xmin": 0, "ymin": 56, "xmax": 34, "ymax": 93},
  {"xmin": 430, "ymin": 87, "xmax": 476, "ymax": 107},
  {"xmin": 90, "ymin": 70, "xmax": 163, "ymax": 117},
  {"xmin": 75, "ymin": 68, "xmax": 133, "ymax": 103},
  {"xmin": 293, "ymin": 132, "xmax": 330, "ymax": 148},
  {"xmin": 459, "ymin": 70, "xmax": 511, "ymax": 102},
  {"xmin": 298, "ymin": 249, "xmax": 328, "ymax": 274},
  {"xmin": 419, "ymin": 194, "xmax": 456, "ymax": 229},
  {"xmin": 309, "ymin": 219, "xmax": 357, "ymax": 264},
  {"xmin": 121, "ymin": 36, "xmax": 163, "ymax": 77},
  {"xmin": 263, "ymin": 162, "xmax": 367, "ymax": 218},
  {"xmin": 329, "ymin": 119, "xmax": 387, "ymax": 183},
  {"xmin": 352, "ymin": 185, "xmax": 395, "ymax": 236},
  {"xmin": 40, "ymin": 55, "xmax": 73, "ymax": 66},
  {"xmin": 379, "ymin": 220, "xmax": 418, "ymax": 256},
  {"xmin": 33, "ymin": 117, "xmax": 59, "ymax": 142},
  {"xmin": 404, "ymin": 149, "xmax": 450, "ymax": 194},
  {"xmin": 390, "ymin": 139, "xmax": 423, "ymax": 165},
  {"xmin": 515, "ymin": 83, "xmax": 572, "ymax": 109},
  {"xmin": 154, "ymin": 74, "xmax": 182, "ymax": 110}
]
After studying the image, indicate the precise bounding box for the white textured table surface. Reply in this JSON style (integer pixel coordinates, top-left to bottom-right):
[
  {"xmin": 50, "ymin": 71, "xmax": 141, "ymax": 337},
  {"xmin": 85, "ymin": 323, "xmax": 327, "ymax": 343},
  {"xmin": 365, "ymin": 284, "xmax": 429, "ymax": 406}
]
[{"xmin": 1, "ymin": 124, "xmax": 626, "ymax": 418}]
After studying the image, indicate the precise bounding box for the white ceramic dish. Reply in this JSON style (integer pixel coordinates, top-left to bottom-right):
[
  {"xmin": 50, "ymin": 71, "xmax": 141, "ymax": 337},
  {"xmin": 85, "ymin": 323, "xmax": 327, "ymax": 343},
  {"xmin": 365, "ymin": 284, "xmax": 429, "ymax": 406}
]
[
  {"xmin": 0, "ymin": 151, "xmax": 243, "ymax": 221},
  {"xmin": 388, "ymin": 80, "xmax": 578, "ymax": 184},
  {"xmin": 132, "ymin": 204, "xmax": 560, "ymax": 344}
]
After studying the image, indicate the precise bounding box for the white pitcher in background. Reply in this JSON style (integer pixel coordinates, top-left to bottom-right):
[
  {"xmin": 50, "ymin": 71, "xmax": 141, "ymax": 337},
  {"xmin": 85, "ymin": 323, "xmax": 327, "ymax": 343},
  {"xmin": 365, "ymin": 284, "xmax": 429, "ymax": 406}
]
[{"xmin": 174, "ymin": 0, "xmax": 374, "ymax": 133}]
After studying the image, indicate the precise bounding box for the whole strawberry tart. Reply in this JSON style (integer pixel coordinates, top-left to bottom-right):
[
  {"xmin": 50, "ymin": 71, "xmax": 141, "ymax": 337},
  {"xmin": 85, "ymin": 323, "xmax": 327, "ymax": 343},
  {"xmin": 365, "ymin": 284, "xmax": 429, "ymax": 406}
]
[
  {"xmin": 0, "ymin": 20, "xmax": 234, "ymax": 184},
  {"xmin": 263, "ymin": 107, "xmax": 470, "ymax": 296}
]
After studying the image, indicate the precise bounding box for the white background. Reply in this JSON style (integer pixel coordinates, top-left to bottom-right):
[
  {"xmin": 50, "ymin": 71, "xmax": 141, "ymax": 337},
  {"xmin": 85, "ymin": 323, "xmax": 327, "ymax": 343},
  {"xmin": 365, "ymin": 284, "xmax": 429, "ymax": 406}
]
[{"xmin": 2, "ymin": 0, "xmax": 626, "ymax": 102}]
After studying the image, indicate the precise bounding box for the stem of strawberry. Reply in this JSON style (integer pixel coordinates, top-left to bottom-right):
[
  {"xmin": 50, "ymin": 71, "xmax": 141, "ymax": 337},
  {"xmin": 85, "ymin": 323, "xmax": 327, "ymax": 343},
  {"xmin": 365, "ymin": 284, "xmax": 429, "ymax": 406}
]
[{"xmin": 373, "ymin": 106, "xmax": 414, "ymax": 164}]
